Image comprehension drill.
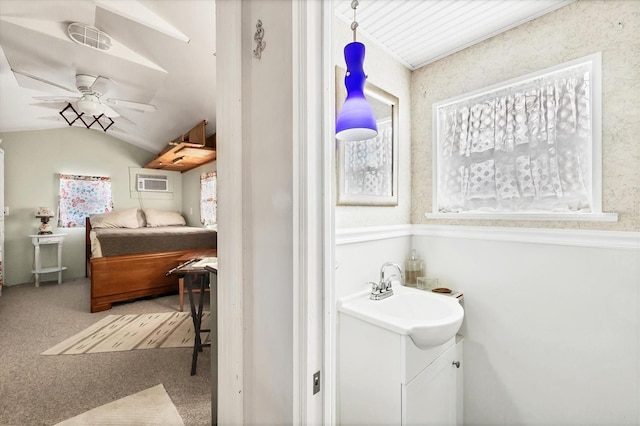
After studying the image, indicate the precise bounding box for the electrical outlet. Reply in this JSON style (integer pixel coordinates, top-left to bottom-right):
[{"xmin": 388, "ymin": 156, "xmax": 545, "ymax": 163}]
[
  {"xmin": 190, "ymin": 207, "xmax": 193, "ymax": 215},
  {"xmin": 3, "ymin": 207, "xmax": 8, "ymax": 216},
  {"xmin": 313, "ymin": 371, "xmax": 320, "ymax": 394}
]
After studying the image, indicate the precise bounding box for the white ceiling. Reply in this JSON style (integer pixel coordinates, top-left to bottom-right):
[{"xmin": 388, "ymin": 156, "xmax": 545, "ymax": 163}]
[
  {"xmin": 335, "ymin": 0, "xmax": 574, "ymax": 70},
  {"xmin": 0, "ymin": 0, "xmax": 573, "ymax": 154},
  {"xmin": 0, "ymin": 0, "xmax": 216, "ymax": 153}
]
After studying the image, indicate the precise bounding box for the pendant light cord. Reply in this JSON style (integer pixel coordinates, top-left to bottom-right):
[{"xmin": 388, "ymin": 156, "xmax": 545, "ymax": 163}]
[{"xmin": 351, "ymin": 0, "xmax": 359, "ymax": 41}]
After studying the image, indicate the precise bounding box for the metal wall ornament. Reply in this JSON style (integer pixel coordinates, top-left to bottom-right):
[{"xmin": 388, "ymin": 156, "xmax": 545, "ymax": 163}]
[{"xmin": 253, "ymin": 20, "xmax": 266, "ymax": 59}]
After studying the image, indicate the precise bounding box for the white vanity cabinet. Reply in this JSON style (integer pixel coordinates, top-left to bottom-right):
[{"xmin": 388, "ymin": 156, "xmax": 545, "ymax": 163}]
[
  {"xmin": 338, "ymin": 313, "xmax": 463, "ymax": 426},
  {"xmin": 402, "ymin": 336, "xmax": 463, "ymax": 425}
]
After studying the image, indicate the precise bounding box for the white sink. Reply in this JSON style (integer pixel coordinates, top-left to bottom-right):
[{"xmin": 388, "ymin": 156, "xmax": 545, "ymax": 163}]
[{"xmin": 338, "ymin": 285, "xmax": 464, "ymax": 349}]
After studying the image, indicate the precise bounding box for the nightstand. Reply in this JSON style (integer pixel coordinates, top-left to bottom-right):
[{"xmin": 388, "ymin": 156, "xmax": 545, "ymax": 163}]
[{"xmin": 30, "ymin": 234, "xmax": 67, "ymax": 287}]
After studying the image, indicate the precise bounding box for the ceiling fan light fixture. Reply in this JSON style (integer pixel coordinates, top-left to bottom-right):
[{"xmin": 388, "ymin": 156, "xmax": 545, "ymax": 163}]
[
  {"xmin": 77, "ymin": 96, "xmax": 102, "ymax": 116},
  {"xmin": 59, "ymin": 103, "xmax": 114, "ymax": 132},
  {"xmin": 68, "ymin": 23, "xmax": 112, "ymax": 51}
]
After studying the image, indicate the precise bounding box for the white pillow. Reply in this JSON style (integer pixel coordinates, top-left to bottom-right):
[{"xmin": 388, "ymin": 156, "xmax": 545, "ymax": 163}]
[
  {"xmin": 90, "ymin": 208, "xmax": 140, "ymax": 228},
  {"xmin": 136, "ymin": 209, "xmax": 147, "ymax": 227},
  {"xmin": 143, "ymin": 209, "xmax": 186, "ymax": 227}
]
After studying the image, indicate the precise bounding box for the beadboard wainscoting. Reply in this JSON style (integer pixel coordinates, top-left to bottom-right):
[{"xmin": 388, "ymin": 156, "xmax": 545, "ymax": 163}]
[
  {"xmin": 335, "ymin": 225, "xmax": 413, "ymax": 302},
  {"xmin": 335, "ymin": 224, "xmax": 640, "ymax": 425}
]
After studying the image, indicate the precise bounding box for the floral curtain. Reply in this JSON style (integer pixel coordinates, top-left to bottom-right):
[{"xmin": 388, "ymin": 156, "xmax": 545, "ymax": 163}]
[
  {"xmin": 200, "ymin": 171, "xmax": 217, "ymax": 226},
  {"xmin": 436, "ymin": 62, "xmax": 592, "ymax": 213},
  {"xmin": 58, "ymin": 174, "xmax": 113, "ymax": 227}
]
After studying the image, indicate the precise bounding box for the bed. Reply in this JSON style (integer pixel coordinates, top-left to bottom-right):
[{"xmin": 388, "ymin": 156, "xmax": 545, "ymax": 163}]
[{"xmin": 85, "ymin": 208, "xmax": 217, "ymax": 312}]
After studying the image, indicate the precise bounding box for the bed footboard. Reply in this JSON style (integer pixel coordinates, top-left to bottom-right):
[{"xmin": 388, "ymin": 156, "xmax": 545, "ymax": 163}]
[{"xmin": 89, "ymin": 250, "xmax": 194, "ymax": 313}]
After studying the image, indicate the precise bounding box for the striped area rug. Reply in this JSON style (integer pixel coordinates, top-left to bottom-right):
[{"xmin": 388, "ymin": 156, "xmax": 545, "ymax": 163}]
[
  {"xmin": 42, "ymin": 311, "xmax": 210, "ymax": 355},
  {"xmin": 54, "ymin": 384, "xmax": 184, "ymax": 425}
]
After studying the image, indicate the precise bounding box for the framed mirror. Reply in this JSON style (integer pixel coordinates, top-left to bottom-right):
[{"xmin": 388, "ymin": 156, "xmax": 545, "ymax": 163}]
[{"xmin": 335, "ymin": 66, "xmax": 399, "ymax": 206}]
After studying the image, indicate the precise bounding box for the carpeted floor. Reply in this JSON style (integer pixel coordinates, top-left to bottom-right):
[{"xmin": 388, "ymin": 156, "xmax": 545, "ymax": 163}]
[{"xmin": 0, "ymin": 278, "xmax": 213, "ymax": 426}]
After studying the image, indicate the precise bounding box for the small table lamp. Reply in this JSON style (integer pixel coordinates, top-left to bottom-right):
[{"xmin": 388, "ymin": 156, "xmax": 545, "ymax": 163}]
[{"xmin": 36, "ymin": 207, "xmax": 55, "ymax": 235}]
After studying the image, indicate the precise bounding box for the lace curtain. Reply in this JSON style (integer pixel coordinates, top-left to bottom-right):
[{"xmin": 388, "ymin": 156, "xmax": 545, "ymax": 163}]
[
  {"xmin": 58, "ymin": 174, "xmax": 113, "ymax": 227},
  {"xmin": 200, "ymin": 171, "xmax": 217, "ymax": 226},
  {"xmin": 344, "ymin": 117, "xmax": 393, "ymax": 197},
  {"xmin": 436, "ymin": 61, "xmax": 593, "ymax": 213}
]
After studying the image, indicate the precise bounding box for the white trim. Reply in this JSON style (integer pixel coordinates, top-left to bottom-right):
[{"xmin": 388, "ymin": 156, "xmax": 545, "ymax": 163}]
[
  {"xmin": 215, "ymin": 1, "xmax": 244, "ymax": 424},
  {"xmin": 591, "ymin": 52, "xmax": 603, "ymax": 213},
  {"xmin": 425, "ymin": 212, "xmax": 618, "ymax": 222},
  {"xmin": 323, "ymin": 1, "xmax": 337, "ymax": 424},
  {"xmin": 413, "ymin": 224, "xmax": 640, "ymax": 250},
  {"xmin": 335, "ymin": 224, "xmax": 639, "ymax": 250},
  {"xmin": 324, "ymin": 2, "xmax": 337, "ymax": 425},
  {"xmin": 293, "ymin": 0, "xmax": 326, "ymax": 423},
  {"xmin": 292, "ymin": 0, "xmax": 304, "ymax": 420},
  {"xmin": 336, "ymin": 224, "xmax": 413, "ymax": 245}
]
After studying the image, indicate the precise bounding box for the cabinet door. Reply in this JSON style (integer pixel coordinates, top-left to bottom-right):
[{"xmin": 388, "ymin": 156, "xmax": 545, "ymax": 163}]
[
  {"xmin": 402, "ymin": 343, "xmax": 456, "ymax": 426},
  {"xmin": 455, "ymin": 338, "xmax": 464, "ymax": 426}
]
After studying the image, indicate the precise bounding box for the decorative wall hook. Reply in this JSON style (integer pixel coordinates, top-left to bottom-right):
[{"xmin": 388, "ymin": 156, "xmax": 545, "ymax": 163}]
[{"xmin": 253, "ymin": 20, "xmax": 266, "ymax": 59}]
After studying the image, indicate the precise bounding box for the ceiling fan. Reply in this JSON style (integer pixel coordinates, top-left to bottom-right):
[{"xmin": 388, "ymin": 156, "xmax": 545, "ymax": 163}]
[{"xmin": 15, "ymin": 70, "xmax": 157, "ymax": 118}]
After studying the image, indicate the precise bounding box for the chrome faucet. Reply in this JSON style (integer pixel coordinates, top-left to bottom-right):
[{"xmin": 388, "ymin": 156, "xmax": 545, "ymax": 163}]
[{"xmin": 370, "ymin": 262, "xmax": 404, "ymax": 300}]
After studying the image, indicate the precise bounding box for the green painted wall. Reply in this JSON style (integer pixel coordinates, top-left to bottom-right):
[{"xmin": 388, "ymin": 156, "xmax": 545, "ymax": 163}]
[
  {"xmin": 0, "ymin": 126, "xmax": 193, "ymax": 286},
  {"xmin": 181, "ymin": 160, "xmax": 217, "ymax": 227}
]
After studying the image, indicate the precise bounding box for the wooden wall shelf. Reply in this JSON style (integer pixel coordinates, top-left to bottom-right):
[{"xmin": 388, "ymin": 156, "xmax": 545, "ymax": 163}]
[{"xmin": 144, "ymin": 120, "xmax": 216, "ymax": 172}]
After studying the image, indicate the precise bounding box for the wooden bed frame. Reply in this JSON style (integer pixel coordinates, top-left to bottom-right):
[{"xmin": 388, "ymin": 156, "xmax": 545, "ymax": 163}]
[{"xmin": 85, "ymin": 218, "xmax": 209, "ymax": 313}]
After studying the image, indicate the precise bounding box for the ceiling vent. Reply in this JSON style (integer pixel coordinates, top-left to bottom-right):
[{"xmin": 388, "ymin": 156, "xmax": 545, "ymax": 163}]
[{"xmin": 67, "ymin": 23, "xmax": 112, "ymax": 51}]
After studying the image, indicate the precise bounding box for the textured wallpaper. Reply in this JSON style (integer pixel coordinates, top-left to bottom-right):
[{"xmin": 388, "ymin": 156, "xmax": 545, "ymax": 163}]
[{"xmin": 411, "ymin": 0, "xmax": 640, "ymax": 231}]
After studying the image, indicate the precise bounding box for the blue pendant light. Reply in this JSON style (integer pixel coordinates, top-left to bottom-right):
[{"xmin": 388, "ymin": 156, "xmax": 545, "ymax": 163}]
[{"xmin": 335, "ymin": 1, "xmax": 378, "ymax": 141}]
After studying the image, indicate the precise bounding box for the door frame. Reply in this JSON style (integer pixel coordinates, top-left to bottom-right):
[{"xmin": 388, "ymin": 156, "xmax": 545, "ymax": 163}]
[
  {"xmin": 214, "ymin": 0, "xmax": 244, "ymax": 424},
  {"xmin": 215, "ymin": 0, "xmax": 335, "ymax": 424},
  {"xmin": 292, "ymin": 0, "xmax": 335, "ymax": 423}
]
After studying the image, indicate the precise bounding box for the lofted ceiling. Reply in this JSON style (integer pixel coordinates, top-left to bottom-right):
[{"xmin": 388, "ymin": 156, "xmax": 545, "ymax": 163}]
[
  {"xmin": 0, "ymin": 0, "xmax": 573, "ymax": 154},
  {"xmin": 0, "ymin": 0, "xmax": 216, "ymax": 153}
]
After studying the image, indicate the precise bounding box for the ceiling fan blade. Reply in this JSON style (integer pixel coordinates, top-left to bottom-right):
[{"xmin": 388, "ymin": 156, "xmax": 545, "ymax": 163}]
[
  {"xmin": 109, "ymin": 113, "xmax": 136, "ymax": 126},
  {"xmin": 12, "ymin": 69, "xmax": 77, "ymax": 93},
  {"xmin": 91, "ymin": 76, "xmax": 116, "ymax": 97},
  {"xmin": 100, "ymin": 104, "xmax": 120, "ymax": 118},
  {"xmin": 105, "ymin": 98, "xmax": 157, "ymax": 112},
  {"xmin": 33, "ymin": 96, "xmax": 81, "ymax": 102},
  {"xmin": 32, "ymin": 102, "xmax": 70, "ymax": 111}
]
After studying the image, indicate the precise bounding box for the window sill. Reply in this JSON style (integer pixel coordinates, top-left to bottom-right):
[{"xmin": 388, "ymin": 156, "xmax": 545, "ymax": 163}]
[{"xmin": 424, "ymin": 212, "xmax": 618, "ymax": 222}]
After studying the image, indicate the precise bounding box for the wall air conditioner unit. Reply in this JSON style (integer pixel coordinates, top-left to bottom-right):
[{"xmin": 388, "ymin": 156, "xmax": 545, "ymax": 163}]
[{"xmin": 137, "ymin": 174, "xmax": 169, "ymax": 192}]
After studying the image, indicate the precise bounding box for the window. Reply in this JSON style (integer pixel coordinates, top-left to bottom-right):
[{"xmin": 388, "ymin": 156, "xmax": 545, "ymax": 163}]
[
  {"xmin": 430, "ymin": 53, "xmax": 615, "ymax": 221},
  {"xmin": 200, "ymin": 171, "xmax": 217, "ymax": 226},
  {"xmin": 58, "ymin": 174, "xmax": 113, "ymax": 227}
]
